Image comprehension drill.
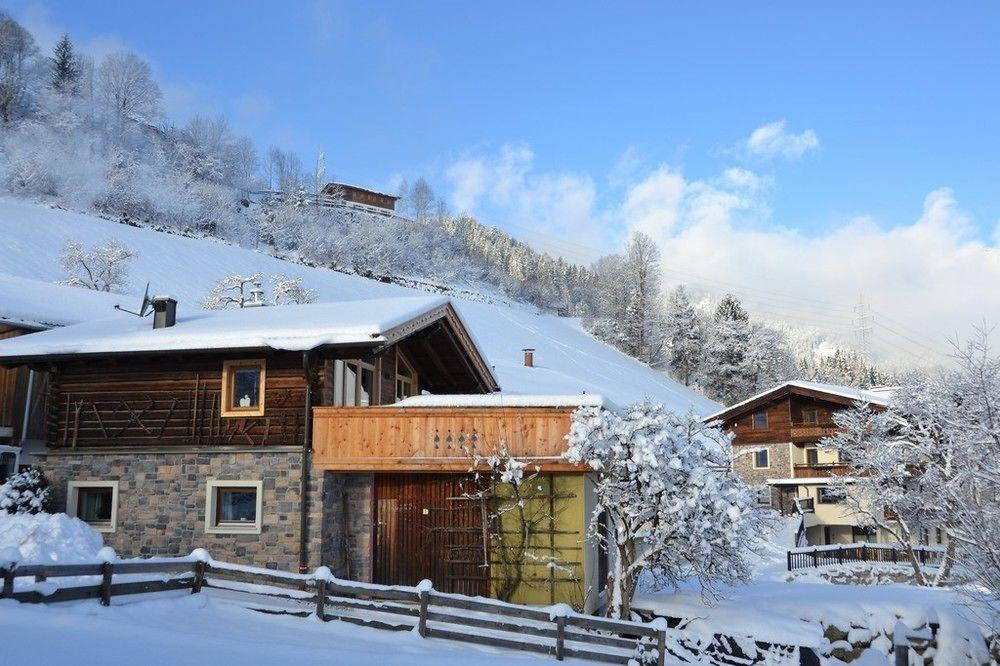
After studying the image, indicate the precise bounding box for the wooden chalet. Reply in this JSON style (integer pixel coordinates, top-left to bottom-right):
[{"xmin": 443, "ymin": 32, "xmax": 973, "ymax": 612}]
[
  {"xmin": 321, "ymin": 182, "xmax": 398, "ymax": 214},
  {"xmin": 706, "ymin": 380, "xmax": 897, "ymax": 545},
  {"xmin": 0, "ymin": 295, "xmax": 604, "ymax": 609}
]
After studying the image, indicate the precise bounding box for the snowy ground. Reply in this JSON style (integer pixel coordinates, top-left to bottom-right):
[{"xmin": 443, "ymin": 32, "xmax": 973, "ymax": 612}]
[{"xmin": 631, "ymin": 518, "xmax": 993, "ymax": 664}]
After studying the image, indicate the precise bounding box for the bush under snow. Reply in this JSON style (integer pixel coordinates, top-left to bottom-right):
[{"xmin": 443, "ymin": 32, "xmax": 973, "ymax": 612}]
[
  {"xmin": 0, "ymin": 467, "xmax": 51, "ymax": 514},
  {"xmin": 0, "ymin": 512, "xmax": 104, "ymax": 563}
]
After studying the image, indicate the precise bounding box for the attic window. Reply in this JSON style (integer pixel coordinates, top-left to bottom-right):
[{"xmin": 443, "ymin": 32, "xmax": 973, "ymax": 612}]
[
  {"xmin": 222, "ymin": 360, "xmax": 266, "ymax": 417},
  {"xmin": 802, "ymin": 409, "xmax": 818, "ymax": 424},
  {"xmin": 752, "ymin": 411, "xmax": 768, "ymax": 429}
]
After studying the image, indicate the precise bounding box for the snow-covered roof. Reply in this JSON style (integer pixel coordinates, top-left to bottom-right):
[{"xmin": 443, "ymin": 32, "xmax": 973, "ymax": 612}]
[
  {"xmin": 704, "ymin": 380, "xmax": 893, "ymax": 422},
  {"xmin": 0, "ymin": 197, "xmax": 720, "ymax": 417},
  {"xmin": 394, "ymin": 393, "xmax": 606, "ymax": 409},
  {"xmin": 0, "ymin": 296, "xmax": 454, "ymax": 359},
  {"xmin": 0, "ymin": 272, "xmax": 125, "ymax": 330}
]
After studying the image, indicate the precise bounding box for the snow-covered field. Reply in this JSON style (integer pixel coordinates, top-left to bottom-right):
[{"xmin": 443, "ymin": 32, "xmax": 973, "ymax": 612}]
[{"xmin": 0, "ymin": 197, "xmax": 717, "ymax": 414}]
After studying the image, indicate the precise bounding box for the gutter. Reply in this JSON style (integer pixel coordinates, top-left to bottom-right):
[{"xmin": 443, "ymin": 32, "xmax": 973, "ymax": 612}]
[{"xmin": 299, "ymin": 351, "xmax": 314, "ymax": 574}]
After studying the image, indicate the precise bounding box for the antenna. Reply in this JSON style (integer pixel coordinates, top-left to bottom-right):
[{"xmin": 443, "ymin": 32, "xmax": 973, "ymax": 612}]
[{"xmin": 115, "ymin": 283, "xmax": 153, "ymax": 317}]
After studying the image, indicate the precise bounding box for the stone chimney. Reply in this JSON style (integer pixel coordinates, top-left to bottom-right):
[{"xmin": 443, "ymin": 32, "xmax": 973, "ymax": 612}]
[
  {"xmin": 522, "ymin": 348, "xmax": 535, "ymax": 368},
  {"xmin": 151, "ymin": 296, "xmax": 177, "ymax": 329}
]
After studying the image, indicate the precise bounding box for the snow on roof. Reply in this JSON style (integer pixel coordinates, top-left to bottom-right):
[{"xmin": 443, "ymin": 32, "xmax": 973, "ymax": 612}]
[
  {"xmin": 0, "ymin": 295, "xmax": 450, "ymax": 358},
  {"xmin": 766, "ymin": 477, "xmax": 856, "ymax": 485},
  {"xmin": 394, "ymin": 393, "xmax": 606, "ymax": 409},
  {"xmin": 704, "ymin": 379, "xmax": 892, "ymax": 422},
  {"xmin": 0, "ymin": 198, "xmax": 720, "ymax": 417},
  {"xmin": 0, "ymin": 272, "xmax": 125, "ymax": 330}
]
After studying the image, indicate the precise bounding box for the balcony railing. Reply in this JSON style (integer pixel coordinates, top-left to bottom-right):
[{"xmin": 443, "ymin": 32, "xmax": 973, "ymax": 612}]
[
  {"xmin": 789, "ymin": 424, "xmax": 839, "ymax": 441},
  {"xmin": 793, "ymin": 463, "xmax": 849, "ymax": 478}
]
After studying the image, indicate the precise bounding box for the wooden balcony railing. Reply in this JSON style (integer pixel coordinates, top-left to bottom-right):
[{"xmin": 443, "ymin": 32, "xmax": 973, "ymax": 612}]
[
  {"xmin": 311, "ymin": 406, "xmax": 585, "ymax": 472},
  {"xmin": 793, "ymin": 463, "xmax": 849, "ymax": 478},
  {"xmin": 789, "ymin": 424, "xmax": 839, "ymax": 441}
]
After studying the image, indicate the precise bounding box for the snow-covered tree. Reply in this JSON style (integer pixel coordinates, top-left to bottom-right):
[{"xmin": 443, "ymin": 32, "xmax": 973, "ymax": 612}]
[
  {"xmin": 49, "ymin": 33, "xmax": 79, "ymax": 94},
  {"xmin": 271, "ymin": 274, "xmax": 316, "ymax": 305},
  {"xmin": 565, "ymin": 402, "xmax": 767, "ymax": 619},
  {"xmin": 664, "ymin": 285, "xmax": 703, "ymax": 385},
  {"xmin": 202, "ymin": 273, "xmax": 265, "ymax": 309},
  {"xmin": 0, "ymin": 467, "xmax": 51, "ymax": 514},
  {"xmin": 59, "ymin": 238, "xmax": 137, "ymax": 293},
  {"xmin": 96, "ymin": 51, "xmax": 161, "ymax": 123},
  {"xmin": 746, "ymin": 322, "xmax": 797, "ymax": 393},
  {"xmin": 620, "ymin": 232, "xmax": 664, "ymax": 366},
  {"xmin": 410, "ymin": 177, "xmax": 434, "ymax": 222},
  {"xmin": 0, "ymin": 11, "xmax": 38, "ymax": 122},
  {"xmin": 822, "ymin": 327, "xmax": 999, "ymax": 595},
  {"xmin": 701, "ymin": 294, "xmax": 756, "ymax": 404}
]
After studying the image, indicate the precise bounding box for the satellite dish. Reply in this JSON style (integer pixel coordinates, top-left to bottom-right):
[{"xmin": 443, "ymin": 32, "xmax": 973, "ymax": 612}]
[{"xmin": 115, "ymin": 283, "xmax": 153, "ymax": 317}]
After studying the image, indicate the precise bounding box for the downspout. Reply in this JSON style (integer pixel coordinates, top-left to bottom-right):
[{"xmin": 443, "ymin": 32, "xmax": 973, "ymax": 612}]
[
  {"xmin": 299, "ymin": 352, "xmax": 314, "ymax": 574},
  {"xmin": 20, "ymin": 369, "xmax": 35, "ymax": 443}
]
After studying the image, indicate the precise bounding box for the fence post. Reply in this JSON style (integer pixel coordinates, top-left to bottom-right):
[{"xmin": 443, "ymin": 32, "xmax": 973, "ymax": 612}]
[
  {"xmin": 657, "ymin": 628, "xmax": 667, "ymax": 666},
  {"xmin": 812, "ymin": 548, "xmax": 818, "ymax": 568},
  {"xmin": 191, "ymin": 561, "xmax": 206, "ymax": 594},
  {"xmin": 99, "ymin": 561, "xmax": 113, "ymax": 606},
  {"xmin": 555, "ymin": 615, "xmax": 566, "ymax": 661},
  {"xmin": 418, "ymin": 589, "xmax": 430, "ymax": 638},
  {"xmin": 861, "ymin": 545, "xmax": 868, "ymax": 562},
  {"xmin": 315, "ymin": 578, "xmax": 326, "ymax": 619},
  {"xmin": 1, "ymin": 567, "xmax": 13, "ymax": 599},
  {"xmin": 787, "ymin": 551, "xmax": 792, "ymax": 571},
  {"xmin": 892, "ymin": 548, "xmax": 898, "ymax": 564},
  {"xmin": 837, "ymin": 546, "xmax": 843, "ymax": 565}
]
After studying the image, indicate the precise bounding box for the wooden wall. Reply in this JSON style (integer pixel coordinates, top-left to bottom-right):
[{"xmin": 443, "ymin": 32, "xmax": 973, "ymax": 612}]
[
  {"xmin": 312, "ymin": 406, "xmax": 584, "ymax": 471},
  {"xmin": 48, "ymin": 353, "xmax": 308, "ymax": 448},
  {"xmin": 0, "ymin": 325, "xmax": 47, "ymax": 442}
]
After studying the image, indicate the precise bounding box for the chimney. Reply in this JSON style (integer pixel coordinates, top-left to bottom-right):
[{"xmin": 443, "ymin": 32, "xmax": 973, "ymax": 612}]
[
  {"xmin": 522, "ymin": 348, "xmax": 535, "ymax": 368},
  {"xmin": 151, "ymin": 296, "xmax": 177, "ymax": 329}
]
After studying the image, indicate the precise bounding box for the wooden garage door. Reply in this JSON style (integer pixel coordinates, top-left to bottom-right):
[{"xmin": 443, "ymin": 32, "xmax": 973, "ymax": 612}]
[{"xmin": 373, "ymin": 473, "xmax": 488, "ymax": 596}]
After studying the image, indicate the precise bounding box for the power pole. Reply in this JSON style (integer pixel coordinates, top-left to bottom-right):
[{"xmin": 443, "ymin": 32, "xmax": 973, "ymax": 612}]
[{"xmin": 853, "ymin": 295, "xmax": 873, "ymax": 360}]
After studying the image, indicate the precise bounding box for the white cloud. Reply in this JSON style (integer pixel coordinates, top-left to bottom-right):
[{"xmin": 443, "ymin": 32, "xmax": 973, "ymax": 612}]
[{"xmin": 745, "ymin": 120, "xmax": 820, "ymax": 160}]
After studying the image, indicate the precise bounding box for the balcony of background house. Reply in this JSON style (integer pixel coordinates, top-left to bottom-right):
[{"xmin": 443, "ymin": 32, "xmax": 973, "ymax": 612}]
[{"xmin": 791, "ymin": 442, "xmax": 849, "ymax": 478}]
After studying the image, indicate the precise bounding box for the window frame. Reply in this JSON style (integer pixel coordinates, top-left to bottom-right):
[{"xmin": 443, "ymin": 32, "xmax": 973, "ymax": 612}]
[
  {"xmin": 394, "ymin": 351, "xmax": 419, "ymax": 402},
  {"xmin": 0, "ymin": 445, "xmax": 19, "ymax": 485},
  {"xmin": 817, "ymin": 486, "xmax": 841, "ymax": 504},
  {"xmin": 755, "ymin": 485, "xmax": 772, "ymax": 506},
  {"xmin": 805, "ymin": 447, "xmax": 819, "ymax": 466},
  {"xmin": 67, "ymin": 480, "xmax": 119, "ymax": 533},
  {"xmin": 221, "ymin": 359, "xmax": 266, "ymax": 418},
  {"xmin": 802, "ymin": 409, "xmax": 819, "ymax": 425},
  {"xmin": 752, "ymin": 447, "xmax": 770, "ymax": 469},
  {"xmin": 332, "ymin": 359, "xmax": 377, "ymax": 407},
  {"xmin": 205, "ymin": 478, "xmax": 263, "ymax": 535},
  {"xmin": 751, "ymin": 411, "xmax": 769, "ymax": 430}
]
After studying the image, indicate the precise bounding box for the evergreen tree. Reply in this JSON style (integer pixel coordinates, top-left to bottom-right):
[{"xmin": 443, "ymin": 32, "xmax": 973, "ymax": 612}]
[
  {"xmin": 663, "ymin": 285, "xmax": 703, "ymax": 385},
  {"xmin": 50, "ymin": 34, "xmax": 79, "ymax": 94},
  {"xmin": 702, "ymin": 293, "xmax": 756, "ymax": 404}
]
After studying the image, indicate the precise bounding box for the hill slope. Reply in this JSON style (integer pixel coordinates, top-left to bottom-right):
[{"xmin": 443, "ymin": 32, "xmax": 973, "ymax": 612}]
[{"xmin": 0, "ymin": 198, "xmax": 717, "ymax": 414}]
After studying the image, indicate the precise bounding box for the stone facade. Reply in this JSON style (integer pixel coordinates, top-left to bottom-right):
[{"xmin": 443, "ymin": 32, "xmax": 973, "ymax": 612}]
[
  {"xmin": 321, "ymin": 472, "xmax": 374, "ymax": 581},
  {"xmin": 41, "ymin": 448, "xmax": 325, "ymax": 571},
  {"xmin": 732, "ymin": 441, "xmax": 791, "ymax": 507}
]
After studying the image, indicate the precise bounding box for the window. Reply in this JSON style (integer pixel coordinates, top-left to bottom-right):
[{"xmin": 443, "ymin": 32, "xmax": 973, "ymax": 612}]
[
  {"xmin": 802, "ymin": 409, "xmax": 818, "ymax": 424},
  {"xmin": 395, "ymin": 353, "xmax": 418, "ymax": 402},
  {"xmin": 753, "ymin": 448, "xmax": 769, "ymax": 469},
  {"xmin": 817, "ymin": 487, "xmax": 841, "ymax": 504},
  {"xmin": 852, "ymin": 526, "xmax": 875, "ymax": 543},
  {"xmin": 752, "ymin": 411, "xmax": 768, "ymax": 429},
  {"xmin": 806, "ymin": 448, "xmax": 819, "ymax": 466},
  {"xmin": 221, "ymin": 360, "xmax": 266, "ymax": 417},
  {"xmin": 332, "ymin": 360, "xmax": 376, "ymax": 406},
  {"xmin": 67, "ymin": 481, "xmax": 119, "ymax": 533},
  {"xmin": 0, "ymin": 446, "xmax": 18, "ymax": 484},
  {"xmin": 755, "ymin": 486, "xmax": 772, "ymax": 506},
  {"xmin": 205, "ymin": 479, "xmax": 262, "ymax": 534},
  {"xmin": 935, "ymin": 527, "xmax": 943, "ymax": 545}
]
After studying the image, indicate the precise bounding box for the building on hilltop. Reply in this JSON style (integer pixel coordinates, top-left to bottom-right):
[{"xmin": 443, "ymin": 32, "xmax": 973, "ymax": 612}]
[{"xmin": 321, "ymin": 182, "xmax": 399, "ymax": 214}]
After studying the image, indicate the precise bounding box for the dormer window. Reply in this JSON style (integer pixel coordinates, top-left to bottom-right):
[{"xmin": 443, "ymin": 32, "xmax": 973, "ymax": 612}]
[{"xmin": 221, "ymin": 360, "xmax": 266, "ymax": 417}]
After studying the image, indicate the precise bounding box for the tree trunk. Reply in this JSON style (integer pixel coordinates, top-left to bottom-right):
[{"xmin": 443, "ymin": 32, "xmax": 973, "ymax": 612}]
[{"xmin": 607, "ymin": 537, "xmax": 638, "ymax": 620}]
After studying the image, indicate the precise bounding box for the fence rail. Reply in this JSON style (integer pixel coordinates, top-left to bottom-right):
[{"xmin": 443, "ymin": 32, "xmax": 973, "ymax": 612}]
[
  {"xmin": 2, "ymin": 555, "xmax": 815, "ymax": 665},
  {"xmin": 786, "ymin": 543, "xmax": 944, "ymax": 571}
]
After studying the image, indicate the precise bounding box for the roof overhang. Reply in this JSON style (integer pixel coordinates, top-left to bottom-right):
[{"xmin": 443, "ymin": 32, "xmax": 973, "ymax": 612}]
[{"xmin": 704, "ymin": 381, "xmax": 888, "ymax": 424}]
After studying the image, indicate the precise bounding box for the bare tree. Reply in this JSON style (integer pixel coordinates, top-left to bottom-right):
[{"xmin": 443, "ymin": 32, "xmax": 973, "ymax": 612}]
[
  {"xmin": 410, "ymin": 177, "xmax": 434, "ymax": 221},
  {"xmin": 271, "ymin": 275, "xmax": 316, "ymax": 305},
  {"xmin": 96, "ymin": 51, "xmax": 161, "ymax": 123},
  {"xmin": 59, "ymin": 238, "xmax": 137, "ymax": 293},
  {"xmin": 202, "ymin": 273, "xmax": 264, "ymax": 309},
  {"xmin": 0, "ymin": 11, "xmax": 38, "ymax": 122}
]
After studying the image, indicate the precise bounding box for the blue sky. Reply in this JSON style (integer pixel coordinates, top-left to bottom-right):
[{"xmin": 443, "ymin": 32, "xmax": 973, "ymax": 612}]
[{"xmin": 6, "ymin": 0, "xmax": 1000, "ymax": 355}]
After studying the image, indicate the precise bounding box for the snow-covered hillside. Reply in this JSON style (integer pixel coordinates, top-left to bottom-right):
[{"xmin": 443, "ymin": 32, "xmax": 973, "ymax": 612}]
[{"xmin": 0, "ymin": 198, "xmax": 717, "ymax": 414}]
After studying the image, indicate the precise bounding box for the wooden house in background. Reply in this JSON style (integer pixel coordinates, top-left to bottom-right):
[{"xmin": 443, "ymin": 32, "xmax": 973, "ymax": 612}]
[
  {"xmin": 321, "ymin": 182, "xmax": 399, "ymax": 215},
  {"xmin": 0, "ymin": 295, "xmax": 606, "ymax": 609}
]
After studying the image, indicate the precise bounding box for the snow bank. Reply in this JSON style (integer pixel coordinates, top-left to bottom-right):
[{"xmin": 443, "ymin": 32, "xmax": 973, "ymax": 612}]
[{"xmin": 0, "ymin": 512, "xmax": 104, "ymax": 563}]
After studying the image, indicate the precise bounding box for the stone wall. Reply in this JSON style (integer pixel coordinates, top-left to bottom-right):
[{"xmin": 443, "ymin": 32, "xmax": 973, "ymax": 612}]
[
  {"xmin": 40, "ymin": 448, "xmax": 324, "ymax": 571},
  {"xmin": 732, "ymin": 441, "xmax": 791, "ymax": 485},
  {"xmin": 321, "ymin": 472, "xmax": 374, "ymax": 581}
]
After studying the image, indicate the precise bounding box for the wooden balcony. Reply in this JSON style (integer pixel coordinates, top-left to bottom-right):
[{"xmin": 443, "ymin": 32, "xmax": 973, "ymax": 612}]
[
  {"xmin": 311, "ymin": 406, "xmax": 585, "ymax": 472},
  {"xmin": 789, "ymin": 424, "xmax": 839, "ymax": 442},
  {"xmin": 793, "ymin": 463, "xmax": 849, "ymax": 478}
]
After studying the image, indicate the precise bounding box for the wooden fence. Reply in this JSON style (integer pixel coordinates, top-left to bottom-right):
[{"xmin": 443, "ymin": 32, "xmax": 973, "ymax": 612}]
[
  {"xmin": 1, "ymin": 556, "xmax": 815, "ymax": 665},
  {"xmin": 787, "ymin": 543, "xmax": 944, "ymax": 571}
]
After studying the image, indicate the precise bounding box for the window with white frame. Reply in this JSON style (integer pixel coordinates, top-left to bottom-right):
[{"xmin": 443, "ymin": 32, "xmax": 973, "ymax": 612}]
[
  {"xmin": 755, "ymin": 485, "xmax": 772, "ymax": 506},
  {"xmin": 67, "ymin": 481, "xmax": 119, "ymax": 533},
  {"xmin": 331, "ymin": 360, "xmax": 375, "ymax": 406},
  {"xmin": 205, "ymin": 478, "xmax": 263, "ymax": 534},
  {"xmin": 753, "ymin": 447, "xmax": 770, "ymax": 469},
  {"xmin": 817, "ymin": 486, "xmax": 841, "ymax": 504}
]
